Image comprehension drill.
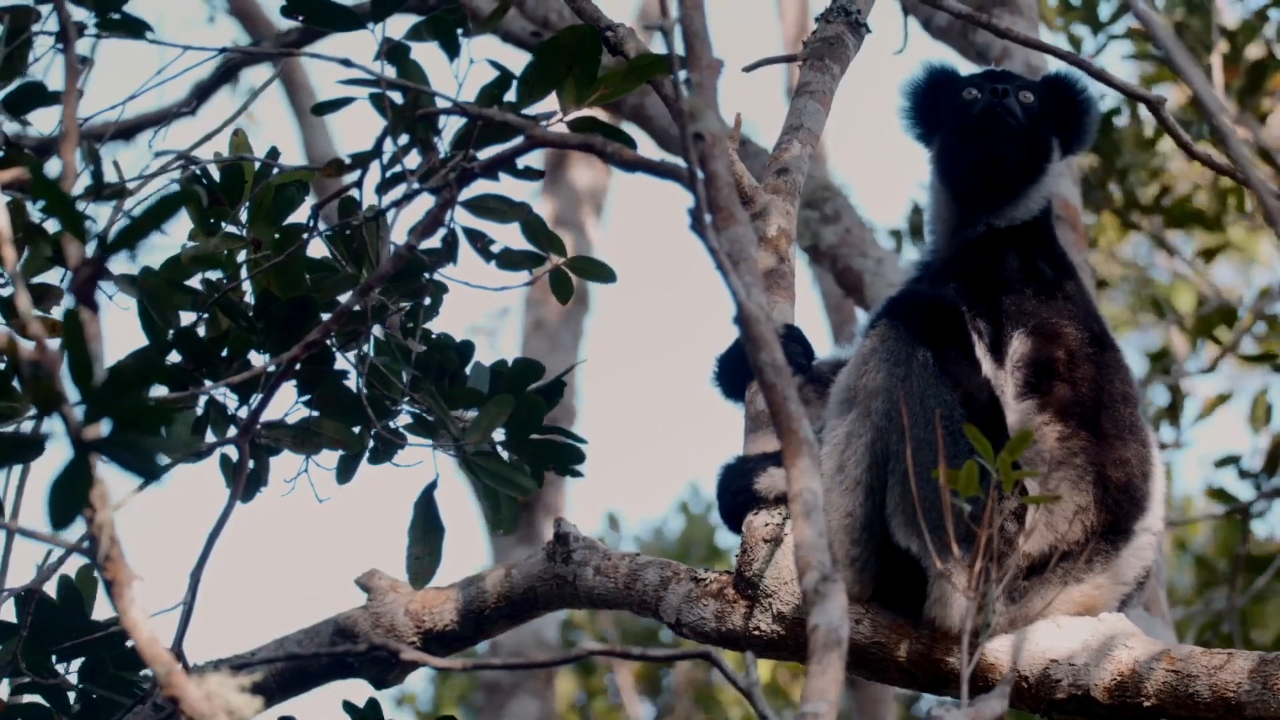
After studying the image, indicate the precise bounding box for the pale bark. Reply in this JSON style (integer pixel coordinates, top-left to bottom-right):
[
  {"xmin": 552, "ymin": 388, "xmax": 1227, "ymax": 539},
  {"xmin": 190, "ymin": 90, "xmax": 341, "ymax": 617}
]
[
  {"xmin": 776, "ymin": 0, "xmax": 862, "ymax": 349},
  {"xmin": 673, "ymin": 1, "xmax": 878, "ymax": 714},
  {"xmin": 125, "ymin": 520, "xmax": 1280, "ymax": 720},
  {"xmin": 473, "ymin": 145, "xmax": 609, "ymax": 719},
  {"xmin": 777, "ymin": 0, "xmax": 894, "ymax": 715}
]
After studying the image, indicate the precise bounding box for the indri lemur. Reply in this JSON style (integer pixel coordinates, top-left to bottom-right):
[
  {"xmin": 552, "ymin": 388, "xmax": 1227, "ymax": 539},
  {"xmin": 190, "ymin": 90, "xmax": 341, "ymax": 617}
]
[{"xmin": 712, "ymin": 63, "xmax": 1166, "ymax": 636}]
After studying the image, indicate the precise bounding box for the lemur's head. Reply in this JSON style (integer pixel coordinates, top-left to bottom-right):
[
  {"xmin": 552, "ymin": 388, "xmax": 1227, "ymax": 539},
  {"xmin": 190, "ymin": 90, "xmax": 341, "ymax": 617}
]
[{"xmin": 901, "ymin": 63, "xmax": 1099, "ymax": 219}]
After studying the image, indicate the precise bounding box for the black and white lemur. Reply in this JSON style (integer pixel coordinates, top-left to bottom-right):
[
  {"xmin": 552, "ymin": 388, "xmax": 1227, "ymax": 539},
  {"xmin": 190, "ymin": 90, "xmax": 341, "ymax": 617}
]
[{"xmin": 711, "ymin": 63, "xmax": 1166, "ymax": 637}]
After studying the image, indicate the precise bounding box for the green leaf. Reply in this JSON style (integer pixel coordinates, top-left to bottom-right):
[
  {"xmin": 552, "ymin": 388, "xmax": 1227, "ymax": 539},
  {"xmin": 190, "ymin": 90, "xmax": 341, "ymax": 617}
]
[
  {"xmin": 515, "ymin": 24, "xmax": 599, "ymax": 108},
  {"xmin": 96, "ymin": 10, "xmax": 154, "ymax": 38},
  {"xmin": 518, "ymin": 214, "xmax": 567, "ymax": 257},
  {"xmin": 514, "ymin": 436, "xmax": 587, "ymax": 467},
  {"xmin": 474, "ymin": 61, "xmax": 515, "ymax": 107},
  {"xmin": 460, "ymin": 193, "xmax": 532, "ymax": 224},
  {"xmin": 467, "ymin": 361, "xmax": 491, "ymax": 394},
  {"xmin": 494, "ymin": 248, "xmax": 546, "ymax": 272},
  {"xmin": 962, "ymin": 423, "xmax": 995, "ymax": 465},
  {"xmin": 406, "ymin": 479, "xmax": 445, "ymax": 590},
  {"xmin": 342, "ymin": 697, "xmax": 387, "ymax": 720},
  {"xmin": 310, "ymin": 97, "xmax": 358, "ymax": 116},
  {"xmin": 588, "ymin": 52, "xmax": 676, "ymax": 107},
  {"xmin": 107, "ymin": 190, "xmax": 188, "ymax": 257},
  {"xmin": 1251, "ymin": 389, "xmax": 1272, "ymax": 432},
  {"xmin": 565, "ymin": 116, "xmax": 637, "ymax": 150},
  {"xmin": 464, "ymin": 452, "xmax": 539, "ymax": 497},
  {"xmin": 403, "ymin": 5, "xmax": 466, "ymax": 61},
  {"xmin": 89, "ymin": 432, "xmax": 168, "ymax": 482},
  {"xmin": 27, "ymin": 283, "xmax": 64, "ymax": 313},
  {"xmin": 1196, "ymin": 392, "xmax": 1233, "ymax": 423},
  {"xmin": 465, "ymin": 394, "xmax": 516, "ymax": 445},
  {"xmin": 370, "ymin": 0, "xmax": 409, "ymax": 23},
  {"xmin": 1212, "ymin": 454, "xmax": 1244, "ymax": 468},
  {"xmin": 61, "ymin": 308, "xmax": 94, "ymax": 397},
  {"xmin": 552, "ymin": 25, "xmax": 604, "ymax": 113},
  {"xmin": 280, "ymin": 0, "xmax": 366, "ymax": 32},
  {"xmin": 548, "ymin": 266, "xmax": 574, "ymax": 306},
  {"xmin": 0, "ymin": 79, "xmax": 61, "ymax": 118},
  {"xmin": 48, "ymin": 452, "xmax": 92, "ymax": 531},
  {"xmin": 73, "ymin": 562, "xmax": 97, "ymax": 615},
  {"xmin": 540, "ymin": 424, "xmax": 588, "ymax": 444},
  {"xmin": 561, "ymin": 255, "xmax": 616, "ymax": 283},
  {"xmin": 1020, "ymin": 494, "xmax": 1062, "ymax": 505},
  {"xmin": 261, "ymin": 417, "xmax": 363, "ymax": 455},
  {"xmin": 336, "ymin": 450, "xmax": 363, "ymax": 485},
  {"xmin": 953, "ymin": 458, "xmax": 981, "ymax": 499},
  {"xmin": 999, "ymin": 427, "xmax": 1035, "ymax": 463},
  {"xmin": 0, "ymin": 431, "xmax": 46, "ymax": 469}
]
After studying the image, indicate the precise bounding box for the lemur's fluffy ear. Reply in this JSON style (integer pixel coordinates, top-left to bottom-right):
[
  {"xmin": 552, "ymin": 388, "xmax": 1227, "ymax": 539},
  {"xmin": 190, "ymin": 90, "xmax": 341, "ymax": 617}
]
[
  {"xmin": 1037, "ymin": 69, "xmax": 1100, "ymax": 156},
  {"xmin": 901, "ymin": 62, "xmax": 962, "ymax": 148}
]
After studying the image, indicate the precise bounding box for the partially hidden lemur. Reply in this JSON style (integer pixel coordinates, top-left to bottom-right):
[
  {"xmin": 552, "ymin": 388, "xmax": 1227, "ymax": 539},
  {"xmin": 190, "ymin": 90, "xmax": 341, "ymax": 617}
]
[{"xmin": 712, "ymin": 63, "xmax": 1166, "ymax": 637}]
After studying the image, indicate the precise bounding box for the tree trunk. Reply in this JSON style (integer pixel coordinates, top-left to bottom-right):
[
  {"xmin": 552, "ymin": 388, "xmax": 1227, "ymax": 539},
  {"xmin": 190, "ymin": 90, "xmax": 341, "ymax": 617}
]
[{"xmin": 474, "ymin": 146, "xmax": 610, "ymax": 719}]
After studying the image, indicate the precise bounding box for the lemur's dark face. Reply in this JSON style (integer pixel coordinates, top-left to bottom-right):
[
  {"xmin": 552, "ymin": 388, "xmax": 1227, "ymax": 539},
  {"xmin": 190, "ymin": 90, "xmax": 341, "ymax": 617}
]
[
  {"xmin": 901, "ymin": 63, "xmax": 1099, "ymax": 212},
  {"xmin": 952, "ymin": 70, "xmax": 1047, "ymax": 139}
]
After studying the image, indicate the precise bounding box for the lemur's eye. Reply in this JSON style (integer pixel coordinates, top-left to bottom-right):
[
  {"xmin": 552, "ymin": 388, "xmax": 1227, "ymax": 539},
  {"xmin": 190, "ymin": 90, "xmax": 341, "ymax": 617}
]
[
  {"xmin": 1017, "ymin": 90, "xmax": 1035, "ymax": 104},
  {"xmin": 962, "ymin": 87, "xmax": 980, "ymax": 100}
]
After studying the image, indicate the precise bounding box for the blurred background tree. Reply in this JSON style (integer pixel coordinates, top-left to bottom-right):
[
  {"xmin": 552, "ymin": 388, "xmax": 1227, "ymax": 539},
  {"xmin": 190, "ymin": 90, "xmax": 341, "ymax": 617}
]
[{"xmin": 0, "ymin": 0, "xmax": 1273, "ymax": 718}]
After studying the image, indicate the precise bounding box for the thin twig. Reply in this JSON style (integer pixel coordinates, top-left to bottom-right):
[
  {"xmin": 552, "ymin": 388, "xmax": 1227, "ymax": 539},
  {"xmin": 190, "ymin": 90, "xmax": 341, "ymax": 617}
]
[
  {"xmin": 742, "ymin": 52, "xmax": 803, "ymax": 73},
  {"xmin": 171, "ymin": 365, "xmax": 294, "ymax": 663},
  {"xmin": 0, "ymin": 416, "xmax": 43, "ymax": 595},
  {"xmin": 224, "ymin": 638, "xmax": 779, "ymax": 719}
]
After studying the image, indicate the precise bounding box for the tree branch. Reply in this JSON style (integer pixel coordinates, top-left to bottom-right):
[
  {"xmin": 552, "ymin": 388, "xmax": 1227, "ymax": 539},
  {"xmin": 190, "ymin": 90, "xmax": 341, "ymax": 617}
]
[
  {"xmin": 1124, "ymin": 0, "xmax": 1280, "ymax": 235},
  {"xmin": 671, "ymin": 0, "xmax": 875, "ymax": 716},
  {"xmin": 123, "ymin": 519, "xmax": 1280, "ymax": 720}
]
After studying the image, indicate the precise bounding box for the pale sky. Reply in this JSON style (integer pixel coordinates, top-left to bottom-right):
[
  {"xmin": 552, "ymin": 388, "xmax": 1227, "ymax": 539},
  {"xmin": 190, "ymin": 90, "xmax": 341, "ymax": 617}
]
[{"xmin": 0, "ymin": 1, "xmax": 1258, "ymax": 718}]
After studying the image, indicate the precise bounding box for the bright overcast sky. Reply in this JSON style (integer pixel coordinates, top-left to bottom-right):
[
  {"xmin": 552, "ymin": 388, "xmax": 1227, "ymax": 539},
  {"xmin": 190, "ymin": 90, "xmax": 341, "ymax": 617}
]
[{"xmin": 0, "ymin": 0, "xmax": 1253, "ymax": 717}]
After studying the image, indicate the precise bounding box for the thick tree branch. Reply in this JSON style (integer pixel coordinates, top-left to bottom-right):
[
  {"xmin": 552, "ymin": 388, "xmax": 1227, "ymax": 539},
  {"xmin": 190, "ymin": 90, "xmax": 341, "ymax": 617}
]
[
  {"xmin": 899, "ymin": 0, "xmax": 1042, "ymax": 75},
  {"xmin": 775, "ymin": 0, "xmax": 863, "ymax": 348},
  {"xmin": 124, "ymin": 520, "xmax": 1280, "ymax": 720},
  {"xmin": 672, "ymin": 0, "xmax": 876, "ymax": 716}
]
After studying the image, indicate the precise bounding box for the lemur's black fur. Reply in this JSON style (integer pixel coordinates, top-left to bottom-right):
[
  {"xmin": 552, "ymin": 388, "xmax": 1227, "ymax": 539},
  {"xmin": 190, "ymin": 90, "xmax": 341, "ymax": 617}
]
[{"xmin": 711, "ymin": 63, "xmax": 1165, "ymax": 637}]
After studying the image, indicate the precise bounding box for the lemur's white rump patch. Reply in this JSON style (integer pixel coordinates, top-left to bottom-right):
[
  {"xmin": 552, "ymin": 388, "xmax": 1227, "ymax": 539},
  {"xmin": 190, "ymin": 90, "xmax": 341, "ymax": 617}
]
[{"xmin": 752, "ymin": 466, "xmax": 789, "ymax": 502}]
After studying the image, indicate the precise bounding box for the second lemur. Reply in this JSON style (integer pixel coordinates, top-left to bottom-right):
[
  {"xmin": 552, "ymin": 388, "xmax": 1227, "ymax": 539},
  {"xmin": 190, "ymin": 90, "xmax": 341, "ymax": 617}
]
[{"xmin": 712, "ymin": 63, "xmax": 1166, "ymax": 637}]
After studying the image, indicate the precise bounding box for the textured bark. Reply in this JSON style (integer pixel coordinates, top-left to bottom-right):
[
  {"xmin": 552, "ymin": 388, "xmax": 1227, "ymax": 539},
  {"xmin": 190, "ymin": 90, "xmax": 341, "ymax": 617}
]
[
  {"xmin": 472, "ymin": 146, "xmax": 610, "ymax": 719},
  {"xmin": 481, "ymin": 3, "xmax": 901, "ymax": 314},
  {"xmin": 777, "ymin": 1, "xmax": 894, "ymax": 715},
  {"xmin": 899, "ymin": 0, "xmax": 1177, "ymax": 647},
  {"xmin": 125, "ymin": 521, "xmax": 1280, "ymax": 720}
]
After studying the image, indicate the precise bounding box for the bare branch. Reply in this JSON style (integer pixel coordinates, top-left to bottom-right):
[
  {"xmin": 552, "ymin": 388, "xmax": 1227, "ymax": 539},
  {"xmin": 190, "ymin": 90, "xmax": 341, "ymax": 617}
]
[
  {"xmin": 742, "ymin": 53, "xmax": 802, "ymax": 73},
  {"xmin": 673, "ymin": 0, "xmax": 876, "ymax": 716},
  {"xmin": 122, "ymin": 519, "xmax": 1280, "ymax": 720}
]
